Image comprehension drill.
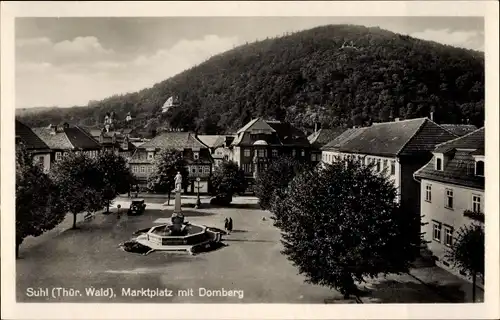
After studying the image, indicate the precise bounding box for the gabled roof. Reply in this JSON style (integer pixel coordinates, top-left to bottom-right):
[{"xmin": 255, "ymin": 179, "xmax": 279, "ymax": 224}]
[
  {"xmin": 308, "ymin": 128, "xmax": 346, "ymax": 148},
  {"xmin": 197, "ymin": 135, "xmax": 225, "ymax": 148},
  {"xmin": 440, "ymin": 124, "xmax": 478, "ymax": 137},
  {"xmin": 414, "ymin": 127, "xmax": 485, "ymax": 189},
  {"xmin": 321, "ymin": 127, "xmax": 368, "ymax": 151},
  {"xmin": 32, "ymin": 126, "xmax": 101, "ymax": 150},
  {"xmin": 139, "ymin": 131, "xmax": 208, "ymax": 150},
  {"xmin": 236, "ymin": 118, "xmax": 276, "ymax": 134},
  {"xmin": 15, "ymin": 120, "xmax": 51, "ymax": 151},
  {"xmin": 331, "ymin": 118, "xmax": 456, "ymax": 157},
  {"xmin": 434, "ymin": 127, "xmax": 485, "ymax": 154},
  {"xmin": 266, "ymin": 121, "xmax": 310, "ymax": 147}
]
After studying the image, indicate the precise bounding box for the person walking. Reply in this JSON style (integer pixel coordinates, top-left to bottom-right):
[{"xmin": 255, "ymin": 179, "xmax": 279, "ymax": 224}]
[
  {"xmin": 224, "ymin": 218, "xmax": 229, "ymax": 233},
  {"xmin": 227, "ymin": 217, "xmax": 233, "ymax": 235}
]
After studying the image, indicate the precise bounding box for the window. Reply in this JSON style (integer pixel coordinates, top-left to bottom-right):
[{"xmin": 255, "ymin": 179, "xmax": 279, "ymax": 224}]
[
  {"xmin": 140, "ymin": 166, "xmax": 145, "ymax": 173},
  {"xmin": 193, "ymin": 152, "xmax": 199, "ymax": 160},
  {"xmin": 38, "ymin": 156, "xmax": 45, "ymax": 165},
  {"xmin": 191, "ymin": 167, "xmax": 196, "ymax": 173},
  {"xmin": 243, "ymin": 164, "xmax": 252, "ymax": 173},
  {"xmin": 258, "ymin": 149, "xmax": 265, "ymax": 157},
  {"xmin": 391, "ymin": 160, "xmax": 396, "ymax": 175},
  {"xmin": 292, "ymin": 149, "xmax": 296, "ymax": 157},
  {"xmin": 272, "ymin": 149, "xmax": 278, "ymax": 157},
  {"xmin": 204, "ymin": 166, "xmax": 210, "ymax": 174},
  {"xmin": 55, "ymin": 152, "xmax": 62, "ymax": 160},
  {"xmin": 433, "ymin": 221, "xmax": 442, "ymax": 242},
  {"xmin": 311, "ymin": 154, "xmax": 316, "ymax": 161},
  {"xmin": 444, "ymin": 226, "xmax": 453, "ymax": 247},
  {"xmin": 198, "ymin": 166, "xmax": 203, "ymax": 173},
  {"xmin": 436, "ymin": 157, "xmax": 442, "ymax": 171},
  {"xmin": 445, "ymin": 189, "xmax": 454, "ymax": 209},
  {"xmin": 425, "ymin": 184, "xmax": 432, "ymax": 202},
  {"xmin": 244, "ymin": 149, "xmax": 251, "ymax": 157},
  {"xmin": 376, "ymin": 159, "xmax": 381, "ymax": 172},
  {"xmin": 383, "ymin": 159, "xmax": 388, "ymax": 170},
  {"xmin": 476, "ymin": 160, "xmax": 484, "ymax": 176},
  {"xmin": 472, "ymin": 194, "xmax": 482, "ymax": 212},
  {"xmin": 301, "ymin": 149, "xmax": 305, "ymax": 157},
  {"xmin": 147, "ymin": 152, "xmax": 154, "ymax": 160},
  {"xmin": 132, "ymin": 166, "xmax": 138, "ymax": 173}
]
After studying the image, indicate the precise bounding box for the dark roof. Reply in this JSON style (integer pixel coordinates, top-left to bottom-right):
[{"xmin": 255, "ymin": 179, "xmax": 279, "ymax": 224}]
[
  {"xmin": 265, "ymin": 121, "xmax": 310, "ymax": 147},
  {"xmin": 434, "ymin": 127, "xmax": 485, "ymax": 153},
  {"xmin": 32, "ymin": 125, "xmax": 101, "ymax": 150},
  {"xmin": 15, "ymin": 120, "xmax": 51, "ymax": 151},
  {"xmin": 331, "ymin": 118, "xmax": 456, "ymax": 157},
  {"xmin": 321, "ymin": 127, "xmax": 368, "ymax": 151},
  {"xmin": 440, "ymin": 124, "xmax": 478, "ymax": 137},
  {"xmin": 308, "ymin": 128, "xmax": 347, "ymax": 148},
  {"xmin": 414, "ymin": 127, "xmax": 485, "ymax": 189},
  {"xmin": 139, "ymin": 132, "xmax": 208, "ymax": 150},
  {"xmin": 232, "ymin": 118, "xmax": 310, "ymax": 148}
]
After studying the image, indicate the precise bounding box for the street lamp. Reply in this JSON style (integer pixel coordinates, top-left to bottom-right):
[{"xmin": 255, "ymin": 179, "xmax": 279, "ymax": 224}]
[{"xmin": 195, "ymin": 177, "xmax": 201, "ymax": 209}]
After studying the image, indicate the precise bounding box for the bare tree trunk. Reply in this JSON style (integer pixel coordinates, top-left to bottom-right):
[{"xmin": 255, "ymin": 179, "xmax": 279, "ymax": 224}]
[
  {"xmin": 72, "ymin": 212, "xmax": 77, "ymax": 229},
  {"xmin": 106, "ymin": 200, "xmax": 110, "ymax": 213},
  {"xmin": 472, "ymin": 271, "xmax": 477, "ymax": 302}
]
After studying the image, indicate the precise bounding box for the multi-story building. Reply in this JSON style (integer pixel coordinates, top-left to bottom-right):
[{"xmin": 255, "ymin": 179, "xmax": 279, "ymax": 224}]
[
  {"xmin": 32, "ymin": 123, "xmax": 102, "ymax": 164},
  {"xmin": 321, "ymin": 118, "xmax": 457, "ymax": 234},
  {"xmin": 128, "ymin": 131, "xmax": 214, "ymax": 193},
  {"xmin": 15, "ymin": 120, "xmax": 53, "ymax": 172},
  {"xmin": 414, "ymin": 127, "xmax": 485, "ymax": 283},
  {"xmin": 230, "ymin": 118, "xmax": 311, "ymax": 184},
  {"xmin": 89, "ymin": 129, "xmax": 136, "ymax": 159},
  {"xmin": 308, "ymin": 127, "xmax": 348, "ymax": 164},
  {"xmin": 198, "ymin": 135, "xmax": 234, "ymax": 167}
]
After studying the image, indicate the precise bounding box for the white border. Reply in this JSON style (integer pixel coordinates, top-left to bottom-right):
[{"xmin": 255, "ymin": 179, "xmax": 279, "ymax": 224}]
[{"xmin": 1, "ymin": 1, "xmax": 499, "ymax": 319}]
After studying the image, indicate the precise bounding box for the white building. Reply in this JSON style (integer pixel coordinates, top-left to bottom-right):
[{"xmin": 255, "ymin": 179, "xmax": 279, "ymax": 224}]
[{"xmin": 414, "ymin": 127, "xmax": 485, "ymax": 284}]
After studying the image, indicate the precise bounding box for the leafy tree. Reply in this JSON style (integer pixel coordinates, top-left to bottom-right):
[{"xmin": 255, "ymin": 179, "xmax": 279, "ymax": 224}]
[
  {"xmin": 271, "ymin": 159, "xmax": 421, "ymax": 299},
  {"xmin": 254, "ymin": 156, "xmax": 312, "ymax": 210},
  {"xmin": 96, "ymin": 152, "xmax": 134, "ymax": 213},
  {"xmin": 210, "ymin": 161, "xmax": 247, "ymax": 205},
  {"xmin": 50, "ymin": 152, "xmax": 106, "ymax": 229},
  {"xmin": 15, "ymin": 144, "xmax": 66, "ymax": 258},
  {"xmin": 147, "ymin": 148, "xmax": 189, "ymax": 205},
  {"xmin": 446, "ymin": 223, "xmax": 484, "ymax": 302}
]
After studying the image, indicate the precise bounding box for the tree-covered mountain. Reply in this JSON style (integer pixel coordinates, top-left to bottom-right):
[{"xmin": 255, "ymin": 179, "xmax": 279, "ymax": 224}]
[{"xmin": 17, "ymin": 24, "xmax": 484, "ymax": 135}]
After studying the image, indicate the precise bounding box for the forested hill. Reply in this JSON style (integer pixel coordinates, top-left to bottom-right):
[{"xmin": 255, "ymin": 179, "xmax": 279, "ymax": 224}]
[{"xmin": 17, "ymin": 24, "xmax": 484, "ymax": 135}]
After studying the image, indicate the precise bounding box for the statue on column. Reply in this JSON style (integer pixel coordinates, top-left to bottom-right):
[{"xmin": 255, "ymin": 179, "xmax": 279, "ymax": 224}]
[{"xmin": 174, "ymin": 172, "xmax": 183, "ymax": 193}]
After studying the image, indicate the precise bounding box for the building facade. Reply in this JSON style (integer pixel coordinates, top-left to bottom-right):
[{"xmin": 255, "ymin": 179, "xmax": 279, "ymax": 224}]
[
  {"xmin": 321, "ymin": 118, "xmax": 457, "ymax": 235},
  {"xmin": 31, "ymin": 123, "xmax": 102, "ymax": 165},
  {"xmin": 15, "ymin": 120, "xmax": 53, "ymax": 172},
  {"xmin": 307, "ymin": 127, "xmax": 346, "ymax": 165},
  {"xmin": 230, "ymin": 118, "xmax": 311, "ymax": 184},
  {"xmin": 128, "ymin": 131, "xmax": 214, "ymax": 193},
  {"xmin": 414, "ymin": 127, "xmax": 485, "ymax": 284},
  {"xmin": 197, "ymin": 135, "xmax": 234, "ymax": 167}
]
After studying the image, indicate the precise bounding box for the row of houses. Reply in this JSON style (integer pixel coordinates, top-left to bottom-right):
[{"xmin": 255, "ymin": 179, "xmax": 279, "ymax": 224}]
[
  {"xmin": 319, "ymin": 118, "xmax": 484, "ymax": 283},
  {"xmin": 16, "ymin": 116, "xmax": 484, "ymax": 281}
]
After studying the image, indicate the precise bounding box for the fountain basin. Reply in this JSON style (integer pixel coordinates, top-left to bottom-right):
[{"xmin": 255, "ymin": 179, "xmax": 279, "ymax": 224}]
[{"xmin": 135, "ymin": 222, "xmax": 223, "ymax": 254}]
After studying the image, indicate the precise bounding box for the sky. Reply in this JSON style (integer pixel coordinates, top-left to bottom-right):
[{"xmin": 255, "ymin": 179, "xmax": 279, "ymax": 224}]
[{"xmin": 15, "ymin": 17, "xmax": 484, "ymax": 108}]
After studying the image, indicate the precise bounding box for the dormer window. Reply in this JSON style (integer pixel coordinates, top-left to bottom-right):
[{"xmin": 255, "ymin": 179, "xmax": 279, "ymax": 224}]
[
  {"xmin": 436, "ymin": 157, "xmax": 442, "ymax": 171},
  {"xmin": 193, "ymin": 152, "xmax": 199, "ymax": 160},
  {"xmin": 475, "ymin": 160, "xmax": 484, "ymax": 176},
  {"xmin": 147, "ymin": 152, "xmax": 154, "ymax": 160}
]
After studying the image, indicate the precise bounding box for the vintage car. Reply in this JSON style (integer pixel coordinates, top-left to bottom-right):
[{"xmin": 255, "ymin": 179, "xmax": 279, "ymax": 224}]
[{"xmin": 127, "ymin": 199, "xmax": 146, "ymax": 216}]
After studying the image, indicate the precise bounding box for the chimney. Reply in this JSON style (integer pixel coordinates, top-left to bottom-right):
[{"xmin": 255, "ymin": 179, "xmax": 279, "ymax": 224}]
[
  {"xmin": 430, "ymin": 112, "xmax": 434, "ymax": 121},
  {"xmin": 314, "ymin": 123, "xmax": 318, "ymax": 133}
]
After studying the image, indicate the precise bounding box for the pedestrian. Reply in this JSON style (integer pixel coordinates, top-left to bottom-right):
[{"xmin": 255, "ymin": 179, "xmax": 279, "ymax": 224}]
[
  {"xmin": 135, "ymin": 185, "xmax": 139, "ymax": 198},
  {"xmin": 227, "ymin": 217, "xmax": 233, "ymax": 235},
  {"xmin": 224, "ymin": 217, "xmax": 229, "ymax": 233}
]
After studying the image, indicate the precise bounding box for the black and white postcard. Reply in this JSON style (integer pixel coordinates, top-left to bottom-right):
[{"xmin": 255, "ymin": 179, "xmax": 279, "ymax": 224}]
[{"xmin": 1, "ymin": 1, "xmax": 499, "ymax": 319}]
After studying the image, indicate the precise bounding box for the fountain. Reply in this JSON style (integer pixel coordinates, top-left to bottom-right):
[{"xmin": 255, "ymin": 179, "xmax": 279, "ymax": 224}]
[{"xmin": 125, "ymin": 172, "xmax": 224, "ymax": 255}]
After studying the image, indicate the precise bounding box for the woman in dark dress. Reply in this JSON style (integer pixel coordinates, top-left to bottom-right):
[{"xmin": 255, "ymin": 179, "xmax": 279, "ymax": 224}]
[{"xmin": 227, "ymin": 217, "xmax": 233, "ymax": 234}]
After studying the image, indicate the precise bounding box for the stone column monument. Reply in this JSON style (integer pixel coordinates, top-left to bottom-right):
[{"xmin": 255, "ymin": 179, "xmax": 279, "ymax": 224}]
[{"xmin": 171, "ymin": 172, "xmax": 185, "ymax": 233}]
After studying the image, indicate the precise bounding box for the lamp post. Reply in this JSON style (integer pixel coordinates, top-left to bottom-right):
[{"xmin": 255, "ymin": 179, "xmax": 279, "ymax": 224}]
[{"xmin": 195, "ymin": 177, "xmax": 202, "ymax": 209}]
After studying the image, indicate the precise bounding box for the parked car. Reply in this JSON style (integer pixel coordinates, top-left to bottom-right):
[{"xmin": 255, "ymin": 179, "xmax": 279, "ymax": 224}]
[{"xmin": 128, "ymin": 199, "xmax": 146, "ymax": 216}]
